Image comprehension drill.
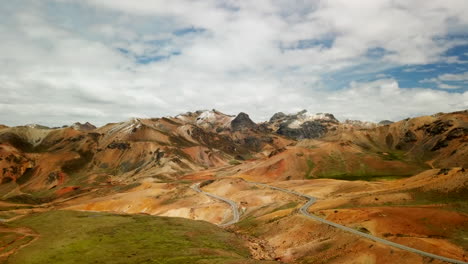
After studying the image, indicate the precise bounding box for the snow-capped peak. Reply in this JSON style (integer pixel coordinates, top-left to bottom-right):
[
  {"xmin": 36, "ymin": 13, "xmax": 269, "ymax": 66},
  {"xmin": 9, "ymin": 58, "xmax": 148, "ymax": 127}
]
[
  {"xmin": 196, "ymin": 110, "xmax": 218, "ymax": 124},
  {"xmin": 287, "ymin": 111, "xmax": 338, "ymax": 128},
  {"xmin": 175, "ymin": 110, "xmax": 234, "ymax": 128}
]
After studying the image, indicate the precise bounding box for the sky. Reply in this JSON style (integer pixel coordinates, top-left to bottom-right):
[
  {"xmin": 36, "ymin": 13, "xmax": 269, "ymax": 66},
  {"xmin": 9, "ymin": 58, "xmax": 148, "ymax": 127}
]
[{"xmin": 1, "ymin": 0, "xmax": 468, "ymax": 127}]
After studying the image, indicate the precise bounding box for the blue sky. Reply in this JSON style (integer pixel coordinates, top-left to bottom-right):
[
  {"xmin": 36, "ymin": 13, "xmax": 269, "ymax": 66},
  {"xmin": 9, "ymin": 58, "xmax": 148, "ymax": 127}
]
[
  {"xmin": 0, "ymin": 0, "xmax": 467, "ymax": 126},
  {"xmin": 326, "ymin": 44, "xmax": 468, "ymax": 92}
]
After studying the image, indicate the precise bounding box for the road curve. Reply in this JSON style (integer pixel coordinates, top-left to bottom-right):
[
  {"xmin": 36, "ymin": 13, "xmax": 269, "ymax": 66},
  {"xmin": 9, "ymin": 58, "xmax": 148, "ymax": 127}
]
[
  {"xmin": 251, "ymin": 182, "xmax": 467, "ymax": 264},
  {"xmin": 191, "ymin": 183, "xmax": 239, "ymax": 227}
]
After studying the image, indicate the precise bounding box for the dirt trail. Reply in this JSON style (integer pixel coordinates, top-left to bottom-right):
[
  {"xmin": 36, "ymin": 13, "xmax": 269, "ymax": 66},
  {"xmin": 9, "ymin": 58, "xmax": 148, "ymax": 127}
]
[
  {"xmin": 426, "ymin": 160, "xmax": 436, "ymax": 169},
  {"xmin": 0, "ymin": 226, "xmax": 39, "ymax": 260}
]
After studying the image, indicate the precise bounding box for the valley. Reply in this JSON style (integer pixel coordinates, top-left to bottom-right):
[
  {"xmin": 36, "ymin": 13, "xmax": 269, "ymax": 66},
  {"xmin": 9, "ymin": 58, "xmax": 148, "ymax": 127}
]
[{"xmin": 0, "ymin": 109, "xmax": 467, "ymax": 263}]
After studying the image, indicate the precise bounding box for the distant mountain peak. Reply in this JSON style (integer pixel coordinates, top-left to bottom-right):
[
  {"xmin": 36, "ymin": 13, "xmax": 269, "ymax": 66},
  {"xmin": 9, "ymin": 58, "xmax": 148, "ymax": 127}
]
[
  {"xmin": 231, "ymin": 112, "xmax": 257, "ymax": 131},
  {"xmin": 71, "ymin": 122, "xmax": 97, "ymax": 131},
  {"xmin": 266, "ymin": 110, "xmax": 338, "ymax": 139},
  {"xmin": 378, "ymin": 120, "xmax": 394, "ymax": 126},
  {"xmin": 269, "ymin": 110, "xmax": 338, "ymax": 127},
  {"xmin": 176, "ymin": 109, "xmax": 234, "ymax": 129}
]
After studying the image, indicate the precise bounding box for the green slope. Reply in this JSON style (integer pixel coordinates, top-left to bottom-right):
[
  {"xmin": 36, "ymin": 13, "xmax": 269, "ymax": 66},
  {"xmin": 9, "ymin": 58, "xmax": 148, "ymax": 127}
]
[{"xmin": 5, "ymin": 210, "xmax": 275, "ymax": 264}]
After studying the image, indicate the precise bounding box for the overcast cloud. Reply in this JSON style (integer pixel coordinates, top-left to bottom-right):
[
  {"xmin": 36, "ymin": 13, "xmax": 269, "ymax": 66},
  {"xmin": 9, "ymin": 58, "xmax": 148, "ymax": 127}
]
[{"xmin": 1, "ymin": 0, "xmax": 467, "ymax": 126}]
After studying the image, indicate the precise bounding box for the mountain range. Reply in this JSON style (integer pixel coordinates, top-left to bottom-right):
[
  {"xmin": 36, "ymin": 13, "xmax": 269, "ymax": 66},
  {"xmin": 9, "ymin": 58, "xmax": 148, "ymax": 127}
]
[{"xmin": 0, "ymin": 109, "xmax": 466, "ymax": 263}]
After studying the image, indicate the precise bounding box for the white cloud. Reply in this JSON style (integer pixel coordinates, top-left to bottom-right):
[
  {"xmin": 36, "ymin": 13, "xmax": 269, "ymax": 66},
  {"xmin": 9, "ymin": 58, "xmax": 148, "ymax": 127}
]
[
  {"xmin": 438, "ymin": 72, "xmax": 468, "ymax": 81},
  {"xmin": 321, "ymin": 79, "xmax": 468, "ymax": 122},
  {"xmin": 436, "ymin": 83, "xmax": 461, "ymax": 89},
  {"xmin": 403, "ymin": 67, "xmax": 435, "ymax": 73},
  {"xmin": 0, "ymin": 0, "xmax": 467, "ymax": 126},
  {"xmin": 420, "ymin": 71, "xmax": 468, "ymax": 89}
]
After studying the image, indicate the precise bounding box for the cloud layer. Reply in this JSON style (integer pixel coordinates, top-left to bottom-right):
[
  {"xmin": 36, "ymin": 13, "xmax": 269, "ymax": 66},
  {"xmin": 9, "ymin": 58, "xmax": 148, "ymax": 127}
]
[{"xmin": 0, "ymin": 0, "xmax": 467, "ymax": 126}]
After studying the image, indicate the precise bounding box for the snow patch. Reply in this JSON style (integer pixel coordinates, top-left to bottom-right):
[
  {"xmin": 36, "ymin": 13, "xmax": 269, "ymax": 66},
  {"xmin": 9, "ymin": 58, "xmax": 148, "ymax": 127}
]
[
  {"xmin": 195, "ymin": 110, "xmax": 234, "ymax": 127},
  {"xmin": 196, "ymin": 110, "xmax": 218, "ymax": 124},
  {"xmin": 176, "ymin": 115, "xmax": 189, "ymax": 122},
  {"xmin": 107, "ymin": 118, "xmax": 142, "ymax": 136},
  {"xmin": 287, "ymin": 111, "xmax": 336, "ymax": 129},
  {"xmin": 288, "ymin": 120, "xmax": 303, "ymax": 129}
]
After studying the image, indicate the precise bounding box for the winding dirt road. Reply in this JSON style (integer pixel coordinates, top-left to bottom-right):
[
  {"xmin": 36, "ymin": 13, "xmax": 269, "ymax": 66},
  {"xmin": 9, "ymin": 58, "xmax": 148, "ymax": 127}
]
[
  {"xmin": 193, "ymin": 180, "xmax": 467, "ymax": 264},
  {"xmin": 251, "ymin": 181, "xmax": 467, "ymax": 264},
  {"xmin": 191, "ymin": 183, "xmax": 239, "ymax": 227}
]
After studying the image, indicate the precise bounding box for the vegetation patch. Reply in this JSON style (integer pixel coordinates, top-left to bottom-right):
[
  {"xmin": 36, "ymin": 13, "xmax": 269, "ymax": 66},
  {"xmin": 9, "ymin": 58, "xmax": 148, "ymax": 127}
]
[
  {"xmin": 5, "ymin": 210, "xmax": 270, "ymax": 264},
  {"xmin": 228, "ymin": 159, "xmax": 242, "ymax": 165},
  {"xmin": 266, "ymin": 215, "xmax": 288, "ymax": 224},
  {"xmin": 236, "ymin": 216, "xmax": 262, "ymax": 237},
  {"xmin": 270, "ymin": 202, "xmax": 298, "ymax": 213},
  {"xmin": 377, "ymin": 151, "xmax": 405, "ymax": 161},
  {"xmin": 316, "ymin": 242, "xmax": 333, "ymax": 252},
  {"xmin": 335, "ymin": 186, "xmax": 468, "ymax": 213},
  {"xmin": 111, "ymin": 182, "xmax": 141, "ymax": 193},
  {"xmin": 406, "ymin": 188, "xmax": 468, "ymax": 213},
  {"xmin": 16, "ymin": 168, "xmax": 35, "ymax": 185},
  {"xmin": 1, "ymin": 235, "xmax": 34, "ymax": 256},
  {"xmin": 119, "ymin": 160, "xmax": 146, "ymax": 173},
  {"xmin": 61, "ymin": 151, "xmax": 94, "ymax": 174},
  {"xmin": 160, "ymin": 197, "xmax": 179, "ymax": 205},
  {"xmin": 0, "ymin": 232, "xmax": 22, "ymax": 248},
  {"xmin": 355, "ymin": 226, "xmax": 370, "ymax": 234},
  {"xmin": 451, "ymin": 227, "xmax": 468, "ymax": 251},
  {"xmin": 4, "ymin": 193, "xmax": 54, "ymax": 205},
  {"xmin": 318, "ymin": 174, "xmax": 411, "ymax": 181},
  {"xmin": 304, "ymin": 159, "xmax": 315, "ymax": 179}
]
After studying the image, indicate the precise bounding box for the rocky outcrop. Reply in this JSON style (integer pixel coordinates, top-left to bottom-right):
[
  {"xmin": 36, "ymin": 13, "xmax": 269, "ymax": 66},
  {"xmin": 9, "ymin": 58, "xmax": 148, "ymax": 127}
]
[
  {"xmin": 418, "ymin": 120, "xmax": 454, "ymax": 136},
  {"xmin": 107, "ymin": 142, "xmax": 131, "ymax": 150},
  {"xmin": 402, "ymin": 130, "xmax": 418, "ymax": 143},
  {"xmin": 231, "ymin": 112, "xmax": 257, "ymax": 132},
  {"xmin": 269, "ymin": 110, "xmax": 338, "ymax": 125},
  {"xmin": 269, "ymin": 112, "xmax": 286, "ymax": 122},
  {"xmin": 277, "ymin": 121, "xmax": 327, "ymax": 140},
  {"xmin": 267, "ymin": 110, "xmax": 337, "ymax": 139},
  {"xmin": 446, "ymin": 127, "xmax": 468, "ymax": 140},
  {"xmin": 395, "ymin": 130, "xmax": 418, "ymax": 150},
  {"xmin": 430, "ymin": 127, "xmax": 468, "ymax": 152}
]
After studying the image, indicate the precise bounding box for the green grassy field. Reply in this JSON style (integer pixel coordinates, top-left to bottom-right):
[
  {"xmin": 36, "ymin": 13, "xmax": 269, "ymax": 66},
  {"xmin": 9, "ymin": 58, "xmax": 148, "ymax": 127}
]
[
  {"xmin": 334, "ymin": 186, "xmax": 468, "ymax": 213},
  {"xmin": 404, "ymin": 188, "xmax": 468, "ymax": 214},
  {"xmin": 4, "ymin": 210, "xmax": 275, "ymax": 264}
]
